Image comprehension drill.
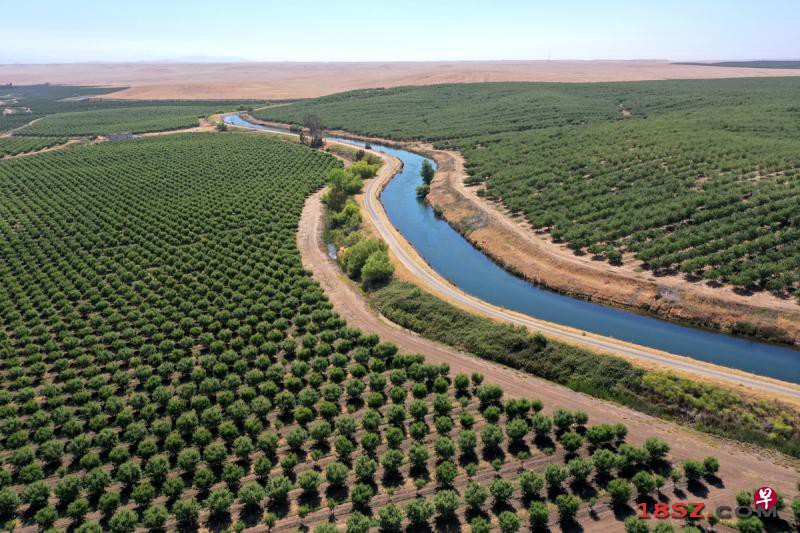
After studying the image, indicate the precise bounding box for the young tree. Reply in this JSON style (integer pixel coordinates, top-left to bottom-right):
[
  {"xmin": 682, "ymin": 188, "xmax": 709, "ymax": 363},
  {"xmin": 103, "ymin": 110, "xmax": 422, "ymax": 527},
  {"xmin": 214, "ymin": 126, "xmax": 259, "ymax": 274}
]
[
  {"xmin": 433, "ymin": 489, "xmax": 461, "ymax": 519},
  {"xmin": 555, "ymin": 494, "xmax": 580, "ymax": 523},
  {"xmin": 470, "ymin": 517, "xmax": 491, "ymax": 533},
  {"xmin": 303, "ymin": 113, "xmax": 324, "ymax": 148},
  {"xmin": 141, "ymin": 505, "xmax": 169, "ymax": 531},
  {"xmin": 607, "ymin": 478, "xmax": 633, "ymax": 506},
  {"xmin": 420, "ymin": 160, "xmax": 435, "ymax": 184},
  {"xmin": 498, "ymin": 510, "xmax": 521, "ymax": 533},
  {"xmin": 682, "ymin": 460, "xmax": 704, "ymax": 481},
  {"xmin": 519, "ymin": 470, "xmax": 544, "ymax": 499},
  {"xmin": 464, "ymin": 481, "xmax": 489, "ymax": 510},
  {"xmin": 567, "ymin": 457, "xmax": 594, "ymax": 484},
  {"xmin": 490, "ymin": 478, "xmax": 515, "ymax": 507},
  {"xmin": 528, "ymin": 500, "xmax": 549, "ymax": 529},
  {"xmin": 377, "ymin": 503, "xmax": 403, "ymax": 533},
  {"xmin": 404, "ymin": 497, "xmax": 433, "ymax": 526},
  {"xmin": 631, "ymin": 471, "xmax": 657, "ymax": 497},
  {"xmin": 108, "ymin": 508, "xmax": 137, "ymax": 533},
  {"xmin": 544, "ymin": 463, "xmax": 567, "ymax": 491},
  {"xmin": 350, "ymin": 483, "xmax": 374, "ymax": 511},
  {"xmin": 624, "ymin": 516, "xmax": 650, "ymax": 533},
  {"xmin": 206, "ymin": 487, "xmax": 234, "ymax": 517}
]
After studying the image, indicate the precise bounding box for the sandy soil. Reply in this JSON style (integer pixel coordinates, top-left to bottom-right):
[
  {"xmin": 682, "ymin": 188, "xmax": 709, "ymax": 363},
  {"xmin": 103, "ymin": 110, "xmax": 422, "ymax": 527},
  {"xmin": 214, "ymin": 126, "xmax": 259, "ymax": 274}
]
[
  {"xmin": 2, "ymin": 61, "xmax": 800, "ymax": 99},
  {"xmin": 421, "ymin": 144, "xmax": 800, "ymax": 344},
  {"xmin": 296, "ymin": 186, "xmax": 800, "ymax": 523}
]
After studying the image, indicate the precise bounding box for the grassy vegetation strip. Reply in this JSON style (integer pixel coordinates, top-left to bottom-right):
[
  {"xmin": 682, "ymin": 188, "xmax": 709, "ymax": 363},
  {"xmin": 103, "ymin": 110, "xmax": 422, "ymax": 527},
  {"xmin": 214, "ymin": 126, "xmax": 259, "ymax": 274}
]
[
  {"xmin": 0, "ymin": 137, "xmax": 67, "ymax": 157},
  {"xmin": 256, "ymin": 78, "xmax": 800, "ymax": 295},
  {"xmin": 371, "ymin": 281, "xmax": 800, "ymax": 457}
]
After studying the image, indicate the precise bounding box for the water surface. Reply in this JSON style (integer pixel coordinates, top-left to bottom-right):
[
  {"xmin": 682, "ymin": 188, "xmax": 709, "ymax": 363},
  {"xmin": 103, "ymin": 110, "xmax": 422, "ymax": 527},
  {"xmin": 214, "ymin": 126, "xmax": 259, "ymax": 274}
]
[{"xmin": 226, "ymin": 114, "xmax": 800, "ymax": 383}]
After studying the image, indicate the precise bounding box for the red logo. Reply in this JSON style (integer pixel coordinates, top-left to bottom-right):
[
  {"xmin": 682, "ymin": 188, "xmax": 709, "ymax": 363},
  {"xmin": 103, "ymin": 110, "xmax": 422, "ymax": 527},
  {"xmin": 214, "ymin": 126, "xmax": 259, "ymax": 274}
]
[{"xmin": 753, "ymin": 487, "xmax": 777, "ymax": 510}]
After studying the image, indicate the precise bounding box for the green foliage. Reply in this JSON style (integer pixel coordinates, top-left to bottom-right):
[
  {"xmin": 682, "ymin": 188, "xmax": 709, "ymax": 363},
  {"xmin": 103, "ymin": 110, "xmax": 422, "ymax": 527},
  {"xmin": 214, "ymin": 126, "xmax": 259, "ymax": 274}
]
[
  {"xmin": 361, "ymin": 250, "xmax": 394, "ymax": 288},
  {"xmin": 340, "ymin": 238, "xmax": 387, "ymax": 279},
  {"xmin": 257, "ymin": 78, "xmax": 800, "ymax": 294},
  {"xmin": 0, "ymin": 136, "xmax": 67, "ymax": 157},
  {"xmin": 607, "ymin": 478, "xmax": 633, "ymax": 506},
  {"xmin": 404, "ymin": 497, "xmax": 434, "ymax": 525},
  {"xmin": 420, "ymin": 159, "xmax": 435, "ymax": 184},
  {"xmin": 556, "ymin": 493, "xmax": 580, "ymax": 523},
  {"xmin": 19, "ymin": 105, "xmax": 221, "ymax": 136},
  {"xmin": 372, "ymin": 280, "xmax": 800, "ymax": 456},
  {"xmin": 350, "ymin": 159, "xmax": 380, "ymax": 179}
]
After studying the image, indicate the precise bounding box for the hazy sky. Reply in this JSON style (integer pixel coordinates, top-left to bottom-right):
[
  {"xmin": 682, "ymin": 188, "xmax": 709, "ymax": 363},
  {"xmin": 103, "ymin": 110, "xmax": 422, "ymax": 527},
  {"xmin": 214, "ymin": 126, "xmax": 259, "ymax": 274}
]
[{"xmin": 2, "ymin": 0, "xmax": 799, "ymax": 63}]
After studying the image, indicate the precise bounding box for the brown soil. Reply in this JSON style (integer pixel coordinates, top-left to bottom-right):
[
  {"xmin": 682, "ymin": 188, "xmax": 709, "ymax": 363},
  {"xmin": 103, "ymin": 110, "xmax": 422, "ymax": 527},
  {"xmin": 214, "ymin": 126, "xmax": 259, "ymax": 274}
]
[
  {"xmin": 420, "ymin": 144, "xmax": 800, "ymax": 345},
  {"xmin": 2, "ymin": 61, "xmax": 800, "ymax": 100},
  {"xmin": 297, "ymin": 187, "xmax": 800, "ymax": 522}
]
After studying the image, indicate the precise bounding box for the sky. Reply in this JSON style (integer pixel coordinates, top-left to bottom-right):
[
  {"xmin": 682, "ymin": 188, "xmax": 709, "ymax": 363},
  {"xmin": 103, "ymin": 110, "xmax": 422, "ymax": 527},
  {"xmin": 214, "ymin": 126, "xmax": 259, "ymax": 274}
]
[{"xmin": 1, "ymin": 0, "xmax": 799, "ymax": 63}]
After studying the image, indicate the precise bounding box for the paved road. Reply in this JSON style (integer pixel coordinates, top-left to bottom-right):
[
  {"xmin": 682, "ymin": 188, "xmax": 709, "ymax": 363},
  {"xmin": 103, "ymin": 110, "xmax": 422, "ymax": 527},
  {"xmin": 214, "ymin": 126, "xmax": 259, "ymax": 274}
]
[{"xmin": 360, "ymin": 149, "xmax": 800, "ymax": 402}]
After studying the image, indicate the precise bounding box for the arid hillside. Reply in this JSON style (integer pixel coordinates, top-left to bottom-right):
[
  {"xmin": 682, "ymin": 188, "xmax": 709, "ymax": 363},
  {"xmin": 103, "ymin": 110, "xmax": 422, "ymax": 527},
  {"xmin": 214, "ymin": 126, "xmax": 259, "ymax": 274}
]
[{"xmin": 2, "ymin": 60, "xmax": 800, "ymax": 99}]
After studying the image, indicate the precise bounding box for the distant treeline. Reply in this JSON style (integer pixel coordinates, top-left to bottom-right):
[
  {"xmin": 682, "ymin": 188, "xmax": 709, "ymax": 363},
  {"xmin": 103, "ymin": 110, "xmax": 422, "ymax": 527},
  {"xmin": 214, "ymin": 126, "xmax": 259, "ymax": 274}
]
[{"xmin": 676, "ymin": 60, "xmax": 800, "ymax": 69}]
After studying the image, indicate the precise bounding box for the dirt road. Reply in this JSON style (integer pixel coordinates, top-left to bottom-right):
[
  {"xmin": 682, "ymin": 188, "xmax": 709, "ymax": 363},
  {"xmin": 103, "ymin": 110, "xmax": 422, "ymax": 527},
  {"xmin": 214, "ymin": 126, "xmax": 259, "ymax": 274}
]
[
  {"xmin": 348, "ymin": 144, "xmax": 800, "ymax": 403},
  {"xmin": 297, "ymin": 185, "xmax": 800, "ymax": 513}
]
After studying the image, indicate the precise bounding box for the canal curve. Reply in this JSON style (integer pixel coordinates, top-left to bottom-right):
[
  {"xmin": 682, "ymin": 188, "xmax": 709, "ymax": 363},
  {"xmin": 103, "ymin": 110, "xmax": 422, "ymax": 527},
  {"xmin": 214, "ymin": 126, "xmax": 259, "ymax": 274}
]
[{"xmin": 225, "ymin": 113, "xmax": 800, "ymax": 385}]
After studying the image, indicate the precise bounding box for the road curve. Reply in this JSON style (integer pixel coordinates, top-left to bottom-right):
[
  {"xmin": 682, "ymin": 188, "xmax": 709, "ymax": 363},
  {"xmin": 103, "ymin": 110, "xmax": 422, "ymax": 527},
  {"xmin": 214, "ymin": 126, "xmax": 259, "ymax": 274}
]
[
  {"xmin": 226, "ymin": 112, "xmax": 800, "ymax": 401},
  {"xmin": 359, "ymin": 148, "xmax": 800, "ymax": 402},
  {"xmin": 296, "ymin": 184, "xmax": 800, "ymax": 513}
]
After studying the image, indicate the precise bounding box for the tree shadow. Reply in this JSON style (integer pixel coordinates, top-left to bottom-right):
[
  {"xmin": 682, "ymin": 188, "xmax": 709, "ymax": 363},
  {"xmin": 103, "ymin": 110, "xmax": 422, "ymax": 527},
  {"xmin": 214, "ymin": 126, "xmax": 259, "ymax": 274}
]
[
  {"xmin": 267, "ymin": 498, "xmax": 290, "ymax": 519},
  {"xmin": 382, "ymin": 471, "xmax": 404, "ymax": 489},
  {"xmin": 570, "ymin": 481, "xmax": 597, "ymax": 501},
  {"xmin": 763, "ymin": 516, "xmax": 793, "ymax": 532},
  {"xmin": 686, "ymin": 480, "xmax": 709, "ymax": 499},
  {"xmin": 409, "ymin": 464, "xmax": 430, "ymax": 484},
  {"xmin": 507, "ymin": 440, "xmax": 532, "ymax": 460},
  {"xmin": 239, "ymin": 504, "xmax": 263, "ymax": 528},
  {"xmin": 611, "ymin": 502, "xmax": 635, "ymax": 522},
  {"xmin": 324, "ymin": 485, "xmax": 348, "ymax": 504},
  {"xmin": 533, "ymin": 434, "xmax": 556, "ymax": 452},
  {"xmin": 433, "ymin": 515, "xmax": 462, "ymax": 532},
  {"xmin": 704, "ymin": 473, "xmax": 724, "ymax": 489},
  {"xmin": 206, "ymin": 512, "xmax": 232, "ymax": 532},
  {"xmin": 559, "ymin": 518, "xmax": 585, "ymax": 533}
]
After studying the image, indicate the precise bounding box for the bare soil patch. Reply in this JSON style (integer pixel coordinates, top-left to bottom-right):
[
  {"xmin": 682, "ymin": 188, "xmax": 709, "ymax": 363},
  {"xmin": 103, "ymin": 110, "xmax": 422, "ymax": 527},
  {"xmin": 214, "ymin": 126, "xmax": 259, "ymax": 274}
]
[{"xmin": 3, "ymin": 61, "xmax": 800, "ymax": 99}]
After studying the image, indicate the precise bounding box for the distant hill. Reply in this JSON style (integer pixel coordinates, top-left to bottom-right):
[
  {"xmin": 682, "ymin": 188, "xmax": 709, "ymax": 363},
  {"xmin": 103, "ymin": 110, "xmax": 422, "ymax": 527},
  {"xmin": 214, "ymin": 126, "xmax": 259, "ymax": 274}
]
[{"xmin": 678, "ymin": 60, "xmax": 800, "ymax": 69}]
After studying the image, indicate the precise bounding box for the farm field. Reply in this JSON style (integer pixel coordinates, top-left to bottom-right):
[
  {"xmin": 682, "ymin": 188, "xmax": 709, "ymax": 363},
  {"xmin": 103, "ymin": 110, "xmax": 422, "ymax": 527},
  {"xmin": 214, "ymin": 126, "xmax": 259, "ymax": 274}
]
[
  {"xmin": 16, "ymin": 106, "xmax": 222, "ymax": 136},
  {"xmin": 0, "ymin": 137, "xmax": 67, "ymax": 157},
  {"xmin": 255, "ymin": 77, "xmax": 800, "ymax": 298},
  {"xmin": 0, "ymin": 84, "xmax": 262, "ymax": 135},
  {"xmin": 0, "ymin": 125, "xmax": 736, "ymax": 532}
]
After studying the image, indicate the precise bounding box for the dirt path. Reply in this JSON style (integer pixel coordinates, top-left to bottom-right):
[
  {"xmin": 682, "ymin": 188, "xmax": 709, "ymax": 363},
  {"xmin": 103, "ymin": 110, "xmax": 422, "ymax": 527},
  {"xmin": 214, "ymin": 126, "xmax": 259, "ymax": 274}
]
[
  {"xmin": 423, "ymin": 143, "xmax": 800, "ymax": 345},
  {"xmin": 1, "ymin": 138, "xmax": 81, "ymax": 160},
  {"xmin": 297, "ymin": 186, "xmax": 800, "ymax": 513},
  {"xmin": 229, "ymin": 115, "xmax": 800, "ymax": 400}
]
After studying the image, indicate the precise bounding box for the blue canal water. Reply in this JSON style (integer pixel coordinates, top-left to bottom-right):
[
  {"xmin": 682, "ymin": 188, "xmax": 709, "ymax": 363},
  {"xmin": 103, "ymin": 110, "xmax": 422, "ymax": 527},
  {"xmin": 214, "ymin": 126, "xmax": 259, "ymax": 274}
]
[{"xmin": 226, "ymin": 114, "xmax": 800, "ymax": 383}]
